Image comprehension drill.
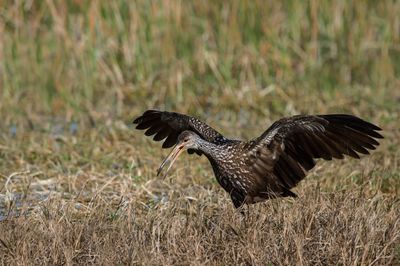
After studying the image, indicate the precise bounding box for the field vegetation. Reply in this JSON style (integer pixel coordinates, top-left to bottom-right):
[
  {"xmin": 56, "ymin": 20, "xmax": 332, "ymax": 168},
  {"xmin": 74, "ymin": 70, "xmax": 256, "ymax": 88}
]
[{"xmin": 0, "ymin": 1, "xmax": 399, "ymax": 265}]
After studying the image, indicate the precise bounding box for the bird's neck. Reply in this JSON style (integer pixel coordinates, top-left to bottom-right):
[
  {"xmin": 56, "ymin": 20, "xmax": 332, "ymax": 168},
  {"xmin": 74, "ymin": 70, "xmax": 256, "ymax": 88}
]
[
  {"xmin": 196, "ymin": 138, "xmax": 215, "ymax": 154},
  {"xmin": 196, "ymin": 139, "xmax": 239, "ymax": 182},
  {"xmin": 196, "ymin": 138, "xmax": 229, "ymax": 165}
]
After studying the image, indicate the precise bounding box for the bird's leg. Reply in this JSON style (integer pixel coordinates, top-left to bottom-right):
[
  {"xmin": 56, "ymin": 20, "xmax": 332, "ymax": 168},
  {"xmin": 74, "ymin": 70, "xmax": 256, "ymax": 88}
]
[
  {"xmin": 245, "ymin": 204, "xmax": 250, "ymax": 219},
  {"xmin": 230, "ymin": 190, "xmax": 250, "ymax": 221},
  {"xmin": 238, "ymin": 205, "xmax": 246, "ymax": 216},
  {"xmin": 235, "ymin": 204, "xmax": 251, "ymax": 228}
]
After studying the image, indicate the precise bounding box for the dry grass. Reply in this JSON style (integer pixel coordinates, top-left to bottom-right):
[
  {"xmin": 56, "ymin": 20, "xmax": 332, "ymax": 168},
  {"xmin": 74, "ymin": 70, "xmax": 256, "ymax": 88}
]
[
  {"xmin": 0, "ymin": 120, "xmax": 399, "ymax": 265},
  {"xmin": 0, "ymin": 188, "xmax": 399, "ymax": 265},
  {"xmin": 1, "ymin": 1, "xmax": 400, "ymax": 265}
]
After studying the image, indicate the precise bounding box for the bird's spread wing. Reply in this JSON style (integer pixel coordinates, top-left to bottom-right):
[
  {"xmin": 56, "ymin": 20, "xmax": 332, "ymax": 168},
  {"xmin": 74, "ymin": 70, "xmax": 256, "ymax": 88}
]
[
  {"xmin": 133, "ymin": 110, "xmax": 224, "ymax": 148},
  {"xmin": 245, "ymin": 114, "xmax": 383, "ymax": 191}
]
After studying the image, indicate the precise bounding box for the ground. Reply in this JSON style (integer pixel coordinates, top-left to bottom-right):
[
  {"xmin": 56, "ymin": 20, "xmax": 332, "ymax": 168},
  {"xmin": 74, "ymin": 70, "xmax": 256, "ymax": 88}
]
[{"xmin": 0, "ymin": 1, "xmax": 399, "ymax": 265}]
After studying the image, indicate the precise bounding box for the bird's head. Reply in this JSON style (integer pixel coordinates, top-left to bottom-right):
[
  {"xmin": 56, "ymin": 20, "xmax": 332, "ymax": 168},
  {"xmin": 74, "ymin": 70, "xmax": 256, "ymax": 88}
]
[{"xmin": 157, "ymin": 131, "xmax": 201, "ymax": 178}]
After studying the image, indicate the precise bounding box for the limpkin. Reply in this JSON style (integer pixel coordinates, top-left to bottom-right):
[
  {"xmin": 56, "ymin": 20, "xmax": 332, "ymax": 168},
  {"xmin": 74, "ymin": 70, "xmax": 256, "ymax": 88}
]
[{"xmin": 133, "ymin": 110, "xmax": 382, "ymax": 209}]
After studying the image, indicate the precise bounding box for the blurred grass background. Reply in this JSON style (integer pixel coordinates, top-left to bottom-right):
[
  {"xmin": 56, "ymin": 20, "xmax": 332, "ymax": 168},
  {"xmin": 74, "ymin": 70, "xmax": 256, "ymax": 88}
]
[{"xmin": 1, "ymin": 1, "xmax": 399, "ymax": 121}]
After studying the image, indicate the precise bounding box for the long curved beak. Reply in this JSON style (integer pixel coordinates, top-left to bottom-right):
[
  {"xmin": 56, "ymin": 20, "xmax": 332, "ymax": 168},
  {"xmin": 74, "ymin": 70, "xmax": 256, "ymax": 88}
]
[{"xmin": 157, "ymin": 142, "xmax": 186, "ymax": 178}]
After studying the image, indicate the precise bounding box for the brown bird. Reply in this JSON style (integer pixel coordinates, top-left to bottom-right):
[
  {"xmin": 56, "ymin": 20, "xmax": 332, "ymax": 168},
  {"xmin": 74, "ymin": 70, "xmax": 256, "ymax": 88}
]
[{"xmin": 133, "ymin": 110, "xmax": 383, "ymax": 209}]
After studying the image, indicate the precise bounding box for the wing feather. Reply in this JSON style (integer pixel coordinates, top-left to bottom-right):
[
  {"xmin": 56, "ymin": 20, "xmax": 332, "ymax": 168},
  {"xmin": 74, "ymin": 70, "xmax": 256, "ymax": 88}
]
[
  {"xmin": 145, "ymin": 123, "xmax": 164, "ymax": 136},
  {"xmin": 162, "ymin": 131, "xmax": 180, "ymax": 148},
  {"xmin": 153, "ymin": 126, "xmax": 172, "ymax": 141},
  {"xmin": 133, "ymin": 110, "xmax": 224, "ymax": 150},
  {"xmin": 246, "ymin": 114, "xmax": 382, "ymax": 192}
]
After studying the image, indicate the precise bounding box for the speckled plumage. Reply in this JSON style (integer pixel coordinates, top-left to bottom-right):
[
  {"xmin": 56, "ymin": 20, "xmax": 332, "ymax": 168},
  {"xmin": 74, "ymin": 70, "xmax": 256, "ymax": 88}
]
[{"xmin": 133, "ymin": 110, "xmax": 383, "ymax": 208}]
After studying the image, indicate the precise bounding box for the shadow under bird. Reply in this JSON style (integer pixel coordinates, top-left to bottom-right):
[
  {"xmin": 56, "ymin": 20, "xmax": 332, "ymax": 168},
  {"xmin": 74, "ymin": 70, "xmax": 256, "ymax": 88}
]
[{"xmin": 133, "ymin": 110, "xmax": 383, "ymax": 209}]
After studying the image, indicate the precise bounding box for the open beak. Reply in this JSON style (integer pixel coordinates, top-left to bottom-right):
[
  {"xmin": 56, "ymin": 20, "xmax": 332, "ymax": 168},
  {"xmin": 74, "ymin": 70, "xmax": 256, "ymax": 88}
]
[{"xmin": 157, "ymin": 142, "xmax": 187, "ymax": 178}]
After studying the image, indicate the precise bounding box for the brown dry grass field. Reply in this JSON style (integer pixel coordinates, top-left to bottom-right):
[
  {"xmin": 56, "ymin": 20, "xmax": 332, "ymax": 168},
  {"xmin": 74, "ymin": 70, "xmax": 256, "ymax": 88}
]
[{"xmin": 0, "ymin": 1, "xmax": 400, "ymax": 265}]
